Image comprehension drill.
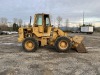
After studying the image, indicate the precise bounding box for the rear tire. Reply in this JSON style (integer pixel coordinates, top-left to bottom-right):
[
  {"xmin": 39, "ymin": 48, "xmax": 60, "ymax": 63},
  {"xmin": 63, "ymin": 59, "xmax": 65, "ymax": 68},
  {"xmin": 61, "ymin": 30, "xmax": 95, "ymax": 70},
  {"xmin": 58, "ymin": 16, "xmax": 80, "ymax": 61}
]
[
  {"xmin": 55, "ymin": 37, "xmax": 71, "ymax": 52},
  {"xmin": 22, "ymin": 37, "xmax": 38, "ymax": 52}
]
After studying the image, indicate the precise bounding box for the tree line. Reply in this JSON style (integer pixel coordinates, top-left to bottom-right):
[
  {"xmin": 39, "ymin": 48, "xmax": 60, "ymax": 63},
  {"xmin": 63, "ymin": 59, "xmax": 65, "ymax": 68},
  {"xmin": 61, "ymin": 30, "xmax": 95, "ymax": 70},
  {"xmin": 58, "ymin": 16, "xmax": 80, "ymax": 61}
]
[
  {"xmin": 0, "ymin": 15, "xmax": 70, "ymax": 31},
  {"xmin": 0, "ymin": 17, "xmax": 23, "ymax": 31}
]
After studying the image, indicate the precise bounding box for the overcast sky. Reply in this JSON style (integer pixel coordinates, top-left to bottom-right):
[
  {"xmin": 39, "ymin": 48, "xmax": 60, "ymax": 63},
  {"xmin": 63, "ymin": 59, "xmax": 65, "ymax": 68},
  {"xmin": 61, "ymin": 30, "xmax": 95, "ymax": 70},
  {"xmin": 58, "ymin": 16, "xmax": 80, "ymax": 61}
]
[{"xmin": 0, "ymin": 0, "xmax": 100, "ymax": 25}]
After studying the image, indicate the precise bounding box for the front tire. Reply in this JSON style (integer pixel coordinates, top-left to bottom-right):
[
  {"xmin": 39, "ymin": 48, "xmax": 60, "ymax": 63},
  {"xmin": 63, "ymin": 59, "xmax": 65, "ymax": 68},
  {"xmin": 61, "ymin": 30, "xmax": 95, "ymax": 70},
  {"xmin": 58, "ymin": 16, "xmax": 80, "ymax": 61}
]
[
  {"xmin": 55, "ymin": 37, "xmax": 71, "ymax": 52},
  {"xmin": 22, "ymin": 37, "xmax": 38, "ymax": 52}
]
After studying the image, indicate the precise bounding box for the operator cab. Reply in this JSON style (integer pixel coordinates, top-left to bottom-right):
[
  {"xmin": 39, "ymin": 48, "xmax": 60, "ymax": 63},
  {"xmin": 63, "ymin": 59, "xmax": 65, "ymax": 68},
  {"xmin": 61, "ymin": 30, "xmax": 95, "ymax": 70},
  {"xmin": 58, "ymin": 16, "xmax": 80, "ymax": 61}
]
[{"xmin": 34, "ymin": 13, "xmax": 51, "ymax": 33}]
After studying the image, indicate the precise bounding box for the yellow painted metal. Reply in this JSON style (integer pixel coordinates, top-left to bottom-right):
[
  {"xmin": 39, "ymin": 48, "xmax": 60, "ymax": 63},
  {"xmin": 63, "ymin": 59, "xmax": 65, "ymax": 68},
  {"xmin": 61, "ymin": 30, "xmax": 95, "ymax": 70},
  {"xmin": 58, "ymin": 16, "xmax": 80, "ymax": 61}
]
[
  {"xmin": 41, "ymin": 38, "xmax": 47, "ymax": 46},
  {"xmin": 43, "ymin": 27, "xmax": 52, "ymax": 36},
  {"xmin": 53, "ymin": 28, "xmax": 68, "ymax": 37},
  {"xmin": 72, "ymin": 36, "xmax": 84, "ymax": 44},
  {"xmin": 58, "ymin": 29, "xmax": 65, "ymax": 36},
  {"xmin": 53, "ymin": 28, "xmax": 58, "ymax": 31},
  {"xmin": 25, "ymin": 40, "xmax": 34, "ymax": 51},
  {"xmin": 33, "ymin": 27, "xmax": 43, "ymax": 37},
  {"xmin": 51, "ymin": 32, "xmax": 58, "ymax": 41},
  {"xmin": 71, "ymin": 36, "xmax": 84, "ymax": 48},
  {"xmin": 18, "ymin": 28, "xmax": 24, "ymax": 42},
  {"xmin": 38, "ymin": 26, "xmax": 44, "ymax": 33},
  {"xmin": 58, "ymin": 40, "xmax": 68, "ymax": 50}
]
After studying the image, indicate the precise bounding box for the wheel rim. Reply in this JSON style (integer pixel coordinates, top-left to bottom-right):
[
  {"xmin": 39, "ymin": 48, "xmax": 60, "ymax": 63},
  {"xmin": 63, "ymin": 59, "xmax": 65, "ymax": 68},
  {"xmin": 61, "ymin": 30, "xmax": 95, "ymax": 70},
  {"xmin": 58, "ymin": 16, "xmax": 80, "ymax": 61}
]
[
  {"xmin": 58, "ymin": 40, "xmax": 68, "ymax": 50},
  {"xmin": 25, "ymin": 40, "xmax": 34, "ymax": 51}
]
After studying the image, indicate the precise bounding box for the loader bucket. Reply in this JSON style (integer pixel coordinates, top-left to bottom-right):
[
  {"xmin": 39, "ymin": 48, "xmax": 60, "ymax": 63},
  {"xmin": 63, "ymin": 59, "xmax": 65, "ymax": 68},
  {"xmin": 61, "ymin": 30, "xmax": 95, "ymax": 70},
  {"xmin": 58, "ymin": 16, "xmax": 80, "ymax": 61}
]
[
  {"xmin": 72, "ymin": 36, "xmax": 87, "ymax": 53},
  {"xmin": 76, "ymin": 42, "xmax": 87, "ymax": 53}
]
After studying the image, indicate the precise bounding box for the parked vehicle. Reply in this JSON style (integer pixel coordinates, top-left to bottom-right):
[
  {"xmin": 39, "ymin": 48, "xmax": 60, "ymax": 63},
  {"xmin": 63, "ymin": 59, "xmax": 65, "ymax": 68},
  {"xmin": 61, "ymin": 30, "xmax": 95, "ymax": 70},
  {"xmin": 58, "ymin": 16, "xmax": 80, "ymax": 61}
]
[
  {"xmin": 0, "ymin": 30, "xmax": 3, "ymax": 35},
  {"xmin": 80, "ymin": 26, "xmax": 94, "ymax": 34},
  {"xmin": 1, "ymin": 31, "xmax": 18, "ymax": 35},
  {"xmin": 18, "ymin": 13, "xmax": 87, "ymax": 53}
]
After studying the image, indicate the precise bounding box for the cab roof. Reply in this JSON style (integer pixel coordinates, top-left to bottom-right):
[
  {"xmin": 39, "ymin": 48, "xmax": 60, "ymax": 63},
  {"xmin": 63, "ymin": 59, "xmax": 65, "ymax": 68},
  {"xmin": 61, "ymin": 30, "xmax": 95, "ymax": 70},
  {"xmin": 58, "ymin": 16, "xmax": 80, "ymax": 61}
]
[{"xmin": 35, "ymin": 13, "xmax": 49, "ymax": 16}]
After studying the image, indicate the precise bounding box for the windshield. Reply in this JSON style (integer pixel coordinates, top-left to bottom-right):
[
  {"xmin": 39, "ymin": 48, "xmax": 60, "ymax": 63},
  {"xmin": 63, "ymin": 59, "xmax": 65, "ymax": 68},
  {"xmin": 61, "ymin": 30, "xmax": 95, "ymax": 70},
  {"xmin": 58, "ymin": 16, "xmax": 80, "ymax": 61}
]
[{"xmin": 36, "ymin": 15, "xmax": 42, "ymax": 25}]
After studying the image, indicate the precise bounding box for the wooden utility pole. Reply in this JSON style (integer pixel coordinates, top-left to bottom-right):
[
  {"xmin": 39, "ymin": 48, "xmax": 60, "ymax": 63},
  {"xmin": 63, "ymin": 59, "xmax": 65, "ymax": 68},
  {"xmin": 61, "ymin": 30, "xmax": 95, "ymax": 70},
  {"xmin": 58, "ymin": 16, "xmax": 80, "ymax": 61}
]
[{"xmin": 83, "ymin": 12, "xmax": 85, "ymax": 26}]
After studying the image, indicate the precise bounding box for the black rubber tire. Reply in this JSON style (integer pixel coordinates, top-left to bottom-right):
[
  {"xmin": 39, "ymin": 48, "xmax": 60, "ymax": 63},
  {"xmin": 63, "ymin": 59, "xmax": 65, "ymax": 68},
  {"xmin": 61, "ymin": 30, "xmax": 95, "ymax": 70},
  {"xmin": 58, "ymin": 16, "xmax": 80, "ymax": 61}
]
[
  {"xmin": 55, "ymin": 37, "xmax": 71, "ymax": 52},
  {"xmin": 38, "ymin": 41, "xmax": 41, "ymax": 47},
  {"xmin": 22, "ymin": 37, "xmax": 38, "ymax": 52}
]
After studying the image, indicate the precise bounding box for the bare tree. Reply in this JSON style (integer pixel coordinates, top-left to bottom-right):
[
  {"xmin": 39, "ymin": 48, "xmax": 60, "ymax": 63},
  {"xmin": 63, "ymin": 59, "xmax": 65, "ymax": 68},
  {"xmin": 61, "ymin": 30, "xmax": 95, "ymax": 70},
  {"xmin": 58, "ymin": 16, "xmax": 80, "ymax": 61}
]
[
  {"xmin": 0, "ymin": 25, "xmax": 8, "ymax": 31},
  {"xmin": 13, "ymin": 23, "xmax": 18, "ymax": 31},
  {"xmin": 0, "ymin": 17, "xmax": 8, "ymax": 25},
  {"xmin": 18, "ymin": 19, "xmax": 23, "ymax": 27},
  {"xmin": 13, "ymin": 18, "xmax": 18, "ymax": 24},
  {"xmin": 57, "ymin": 16, "xmax": 62, "ymax": 27}
]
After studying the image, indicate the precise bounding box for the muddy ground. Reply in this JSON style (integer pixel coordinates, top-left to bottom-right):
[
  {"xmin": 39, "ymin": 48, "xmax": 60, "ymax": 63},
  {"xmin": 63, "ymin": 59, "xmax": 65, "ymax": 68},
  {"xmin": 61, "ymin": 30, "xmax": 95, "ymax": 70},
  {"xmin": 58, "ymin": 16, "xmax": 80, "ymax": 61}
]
[{"xmin": 0, "ymin": 32, "xmax": 100, "ymax": 75}]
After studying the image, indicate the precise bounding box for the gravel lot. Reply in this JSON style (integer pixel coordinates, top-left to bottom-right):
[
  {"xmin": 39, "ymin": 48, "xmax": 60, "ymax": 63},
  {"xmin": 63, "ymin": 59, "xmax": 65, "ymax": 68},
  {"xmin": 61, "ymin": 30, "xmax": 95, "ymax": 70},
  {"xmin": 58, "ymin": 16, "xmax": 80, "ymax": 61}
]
[{"xmin": 0, "ymin": 32, "xmax": 100, "ymax": 75}]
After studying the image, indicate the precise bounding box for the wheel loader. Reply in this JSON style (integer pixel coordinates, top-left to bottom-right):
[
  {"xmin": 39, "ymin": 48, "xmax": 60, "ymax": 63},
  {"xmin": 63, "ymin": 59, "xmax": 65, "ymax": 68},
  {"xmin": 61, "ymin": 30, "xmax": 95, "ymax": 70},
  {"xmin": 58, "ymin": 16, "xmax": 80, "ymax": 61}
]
[{"xmin": 18, "ymin": 13, "xmax": 87, "ymax": 53}]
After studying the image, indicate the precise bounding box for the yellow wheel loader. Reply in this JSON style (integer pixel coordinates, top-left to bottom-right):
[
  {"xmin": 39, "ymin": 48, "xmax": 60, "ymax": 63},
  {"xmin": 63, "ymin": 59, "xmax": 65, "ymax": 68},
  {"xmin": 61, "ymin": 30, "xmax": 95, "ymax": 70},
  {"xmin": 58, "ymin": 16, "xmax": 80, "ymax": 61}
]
[{"xmin": 18, "ymin": 13, "xmax": 87, "ymax": 53}]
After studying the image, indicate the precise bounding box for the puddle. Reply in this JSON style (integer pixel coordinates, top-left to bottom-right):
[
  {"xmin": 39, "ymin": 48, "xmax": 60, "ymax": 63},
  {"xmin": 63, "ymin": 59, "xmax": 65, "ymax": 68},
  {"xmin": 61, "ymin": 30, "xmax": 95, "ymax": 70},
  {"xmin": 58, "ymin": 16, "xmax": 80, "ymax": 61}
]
[{"xmin": 0, "ymin": 42, "xmax": 21, "ymax": 46}]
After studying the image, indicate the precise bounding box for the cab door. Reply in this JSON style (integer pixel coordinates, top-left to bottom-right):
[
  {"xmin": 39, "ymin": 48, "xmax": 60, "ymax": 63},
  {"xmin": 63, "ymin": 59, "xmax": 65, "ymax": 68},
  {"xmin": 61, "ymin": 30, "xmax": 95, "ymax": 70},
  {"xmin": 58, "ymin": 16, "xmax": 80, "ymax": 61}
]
[{"xmin": 43, "ymin": 15, "xmax": 51, "ymax": 34}]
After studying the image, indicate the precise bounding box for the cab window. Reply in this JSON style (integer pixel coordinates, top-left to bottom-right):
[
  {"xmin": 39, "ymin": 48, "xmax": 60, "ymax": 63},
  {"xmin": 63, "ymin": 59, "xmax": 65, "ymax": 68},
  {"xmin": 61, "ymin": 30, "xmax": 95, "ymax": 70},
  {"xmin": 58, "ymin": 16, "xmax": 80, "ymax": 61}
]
[
  {"xmin": 46, "ymin": 17, "xmax": 50, "ymax": 26},
  {"xmin": 44, "ymin": 15, "xmax": 50, "ymax": 26},
  {"xmin": 36, "ymin": 15, "xmax": 42, "ymax": 25}
]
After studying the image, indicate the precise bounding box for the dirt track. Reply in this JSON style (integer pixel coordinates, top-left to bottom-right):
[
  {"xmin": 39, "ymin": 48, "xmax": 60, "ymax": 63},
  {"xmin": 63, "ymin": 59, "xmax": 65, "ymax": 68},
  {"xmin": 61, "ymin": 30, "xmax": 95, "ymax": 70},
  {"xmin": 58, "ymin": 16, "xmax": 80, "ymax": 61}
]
[{"xmin": 0, "ymin": 33, "xmax": 100, "ymax": 75}]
